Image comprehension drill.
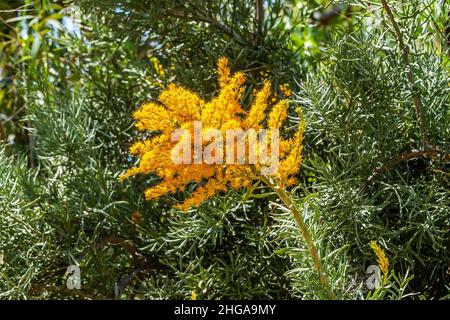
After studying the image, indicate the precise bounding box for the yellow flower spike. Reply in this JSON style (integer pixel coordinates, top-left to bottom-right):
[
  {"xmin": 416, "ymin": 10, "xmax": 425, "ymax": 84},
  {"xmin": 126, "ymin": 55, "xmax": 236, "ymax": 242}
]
[
  {"xmin": 149, "ymin": 56, "xmax": 165, "ymax": 77},
  {"xmin": 243, "ymin": 81, "xmax": 271, "ymax": 129},
  {"xmin": 280, "ymin": 83, "xmax": 292, "ymax": 98},
  {"xmin": 278, "ymin": 110, "xmax": 306, "ymax": 181},
  {"xmin": 159, "ymin": 84, "xmax": 203, "ymax": 121},
  {"xmin": 370, "ymin": 241, "xmax": 390, "ymax": 276},
  {"xmin": 268, "ymin": 100, "xmax": 288, "ymax": 129},
  {"xmin": 133, "ymin": 102, "xmax": 173, "ymax": 132},
  {"xmin": 217, "ymin": 56, "xmax": 231, "ymax": 88}
]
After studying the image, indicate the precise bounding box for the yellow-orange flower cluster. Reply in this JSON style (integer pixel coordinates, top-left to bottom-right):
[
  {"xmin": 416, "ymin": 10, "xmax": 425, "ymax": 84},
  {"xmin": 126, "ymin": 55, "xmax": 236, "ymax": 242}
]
[
  {"xmin": 120, "ymin": 57, "xmax": 306, "ymax": 210},
  {"xmin": 279, "ymin": 83, "xmax": 292, "ymax": 98},
  {"xmin": 370, "ymin": 241, "xmax": 389, "ymax": 276}
]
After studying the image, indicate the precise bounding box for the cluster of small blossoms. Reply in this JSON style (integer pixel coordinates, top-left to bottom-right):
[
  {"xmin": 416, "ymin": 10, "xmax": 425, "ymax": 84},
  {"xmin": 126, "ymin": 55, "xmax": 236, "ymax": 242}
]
[
  {"xmin": 120, "ymin": 57, "xmax": 306, "ymax": 211},
  {"xmin": 370, "ymin": 241, "xmax": 390, "ymax": 276}
]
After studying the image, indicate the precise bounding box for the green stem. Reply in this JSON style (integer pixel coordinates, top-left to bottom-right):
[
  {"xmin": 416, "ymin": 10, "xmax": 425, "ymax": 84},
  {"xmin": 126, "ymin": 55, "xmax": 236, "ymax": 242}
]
[{"xmin": 261, "ymin": 176, "xmax": 336, "ymax": 299}]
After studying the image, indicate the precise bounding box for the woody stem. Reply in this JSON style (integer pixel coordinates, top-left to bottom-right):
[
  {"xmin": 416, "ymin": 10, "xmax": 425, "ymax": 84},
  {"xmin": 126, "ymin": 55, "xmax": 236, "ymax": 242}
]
[
  {"xmin": 380, "ymin": 0, "xmax": 429, "ymax": 149},
  {"xmin": 260, "ymin": 176, "xmax": 336, "ymax": 299}
]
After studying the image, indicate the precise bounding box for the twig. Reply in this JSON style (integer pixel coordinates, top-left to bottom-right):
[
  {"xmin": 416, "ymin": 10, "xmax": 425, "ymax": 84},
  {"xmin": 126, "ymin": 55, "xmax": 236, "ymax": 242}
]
[
  {"xmin": 316, "ymin": 3, "xmax": 349, "ymax": 26},
  {"xmin": 0, "ymin": 123, "xmax": 6, "ymax": 144},
  {"xmin": 446, "ymin": 11, "xmax": 450, "ymax": 53},
  {"xmin": 1, "ymin": 105, "xmax": 26, "ymax": 124},
  {"xmin": 26, "ymin": 121, "xmax": 35, "ymax": 168},
  {"xmin": 432, "ymin": 169, "xmax": 450, "ymax": 177},
  {"xmin": 366, "ymin": 148, "xmax": 450, "ymax": 185},
  {"xmin": 254, "ymin": 0, "xmax": 264, "ymax": 45},
  {"xmin": 0, "ymin": 4, "xmax": 32, "ymax": 13},
  {"xmin": 165, "ymin": 8, "xmax": 247, "ymax": 46},
  {"xmin": 380, "ymin": 0, "xmax": 429, "ymax": 149}
]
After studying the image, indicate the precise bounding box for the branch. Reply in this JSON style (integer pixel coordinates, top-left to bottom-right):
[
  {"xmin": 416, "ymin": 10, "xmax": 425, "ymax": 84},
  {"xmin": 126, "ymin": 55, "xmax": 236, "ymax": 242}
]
[
  {"xmin": 254, "ymin": 0, "xmax": 264, "ymax": 45},
  {"xmin": 0, "ymin": 4, "xmax": 32, "ymax": 13},
  {"xmin": 366, "ymin": 148, "xmax": 450, "ymax": 185},
  {"xmin": 380, "ymin": 0, "xmax": 429, "ymax": 149},
  {"xmin": 165, "ymin": 8, "xmax": 248, "ymax": 46},
  {"xmin": 445, "ymin": 11, "xmax": 450, "ymax": 54},
  {"xmin": 316, "ymin": 3, "xmax": 349, "ymax": 26}
]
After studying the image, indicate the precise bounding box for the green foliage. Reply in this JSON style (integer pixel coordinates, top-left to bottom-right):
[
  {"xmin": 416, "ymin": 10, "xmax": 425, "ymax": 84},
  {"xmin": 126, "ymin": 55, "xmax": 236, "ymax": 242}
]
[
  {"xmin": 297, "ymin": 0, "xmax": 450, "ymax": 298},
  {"xmin": 0, "ymin": 0, "xmax": 449, "ymax": 300}
]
